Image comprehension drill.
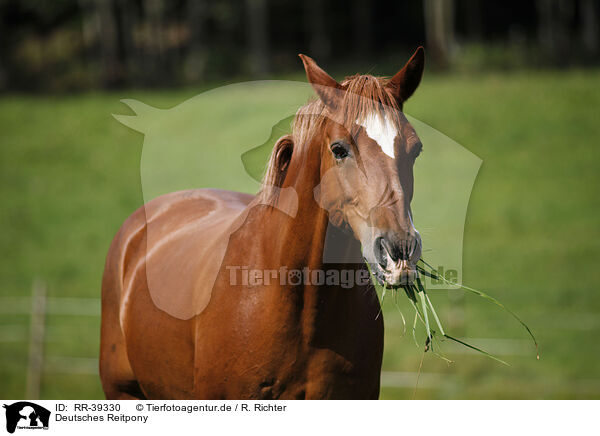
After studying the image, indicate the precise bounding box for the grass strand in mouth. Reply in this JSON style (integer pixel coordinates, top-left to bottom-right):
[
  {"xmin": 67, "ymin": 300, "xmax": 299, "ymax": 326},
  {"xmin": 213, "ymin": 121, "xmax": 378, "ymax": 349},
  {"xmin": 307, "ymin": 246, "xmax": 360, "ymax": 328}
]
[
  {"xmin": 410, "ymin": 288, "xmax": 505, "ymax": 365},
  {"xmin": 415, "ymin": 277, "xmax": 445, "ymax": 336},
  {"xmin": 426, "ymin": 293, "xmax": 446, "ymax": 337},
  {"xmin": 406, "ymin": 291, "xmax": 456, "ymax": 362},
  {"xmin": 368, "ymin": 258, "xmax": 538, "ymax": 365},
  {"xmin": 392, "ymin": 296, "xmax": 407, "ymax": 336},
  {"xmin": 418, "ymin": 284, "xmax": 431, "ymax": 340},
  {"xmin": 412, "ymin": 310, "xmax": 419, "ymax": 348},
  {"xmin": 442, "ymin": 334, "xmax": 509, "ymax": 366},
  {"xmin": 417, "ymin": 259, "xmax": 539, "ymax": 360}
]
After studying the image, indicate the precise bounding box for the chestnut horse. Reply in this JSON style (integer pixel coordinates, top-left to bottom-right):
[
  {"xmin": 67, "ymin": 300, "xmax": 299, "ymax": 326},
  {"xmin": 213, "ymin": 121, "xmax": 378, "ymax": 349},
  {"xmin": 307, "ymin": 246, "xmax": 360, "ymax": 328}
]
[{"xmin": 100, "ymin": 48, "xmax": 425, "ymax": 399}]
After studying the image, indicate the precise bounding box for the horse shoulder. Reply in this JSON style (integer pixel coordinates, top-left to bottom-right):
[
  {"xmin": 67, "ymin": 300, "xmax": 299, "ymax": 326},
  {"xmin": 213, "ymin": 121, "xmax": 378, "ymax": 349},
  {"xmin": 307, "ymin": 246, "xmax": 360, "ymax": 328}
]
[{"xmin": 117, "ymin": 189, "xmax": 254, "ymax": 321}]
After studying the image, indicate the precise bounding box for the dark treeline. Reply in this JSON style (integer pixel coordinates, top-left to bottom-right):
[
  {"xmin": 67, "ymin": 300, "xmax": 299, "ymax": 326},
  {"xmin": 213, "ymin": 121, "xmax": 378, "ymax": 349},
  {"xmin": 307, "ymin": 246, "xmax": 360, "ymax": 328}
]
[{"xmin": 0, "ymin": 0, "xmax": 598, "ymax": 91}]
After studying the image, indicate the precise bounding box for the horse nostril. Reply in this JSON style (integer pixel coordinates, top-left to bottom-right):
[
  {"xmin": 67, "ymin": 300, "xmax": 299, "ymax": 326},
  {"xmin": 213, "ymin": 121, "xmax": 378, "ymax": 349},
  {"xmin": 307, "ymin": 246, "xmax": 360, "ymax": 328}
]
[
  {"xmin": 382, "ymin": 238, "xmax": 402, "ymax": 263},
  {"xmin": 374, "ymin": 237, "xmax": 387, "ymax": 268},
  {"xmin": 399, "ymin": 240, "xmax": 408, "ymax": 262},
  {"xmin": 375, "ymin": 236, "xmax": 416, "ymax": 268}
]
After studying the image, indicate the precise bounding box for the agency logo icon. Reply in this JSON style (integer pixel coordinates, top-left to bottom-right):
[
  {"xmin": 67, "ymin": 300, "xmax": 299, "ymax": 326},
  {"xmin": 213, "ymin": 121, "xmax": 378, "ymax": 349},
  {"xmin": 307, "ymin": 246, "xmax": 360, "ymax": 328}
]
[
  {"xmin": 113, "ymin": 80, "xmax": 481, "ymax": 320},
  {"xmin": 2, "ymin": 402, "xmax": 50, "ymax": 434}
]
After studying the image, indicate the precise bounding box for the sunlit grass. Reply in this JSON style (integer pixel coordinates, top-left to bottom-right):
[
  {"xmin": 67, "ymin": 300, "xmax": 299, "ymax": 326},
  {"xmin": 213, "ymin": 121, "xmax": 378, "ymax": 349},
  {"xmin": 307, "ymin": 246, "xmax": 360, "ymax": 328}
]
[{"xmin": 1, "ymin": 69, "xmax": 599, "ymax": 398}]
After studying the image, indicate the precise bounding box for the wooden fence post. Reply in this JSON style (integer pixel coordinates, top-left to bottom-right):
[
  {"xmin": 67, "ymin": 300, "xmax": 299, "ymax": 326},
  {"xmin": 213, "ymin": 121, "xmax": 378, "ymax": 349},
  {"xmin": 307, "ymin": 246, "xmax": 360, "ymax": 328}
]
[{"xmin": 26, "ymin": 279, "xmax": 46, "ymax": 399}]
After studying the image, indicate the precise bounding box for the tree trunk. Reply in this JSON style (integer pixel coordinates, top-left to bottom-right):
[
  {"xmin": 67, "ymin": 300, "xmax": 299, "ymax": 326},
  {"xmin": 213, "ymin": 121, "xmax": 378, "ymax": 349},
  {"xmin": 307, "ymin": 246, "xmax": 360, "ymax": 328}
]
[
  {"xmin": 536, "ymin": 0, "xmax": 574, "ymax": 65},
  {"xmin": 146, "ymin": 0, "xmax": 166, "ymax": 84},
  {"xmin": 246, "ymin": 0, "xmax": 269, "ymax": 77},
  {"xmin": 423, "ymin": 0, "xmax": 455, "ymax": 69},
  {"xmin": 185, "ymin": 0, "xmax": 208, "ymax": 82},
  {"xmin": 96, "ymin": 0, "xmax": 122, "ymax": 87}
]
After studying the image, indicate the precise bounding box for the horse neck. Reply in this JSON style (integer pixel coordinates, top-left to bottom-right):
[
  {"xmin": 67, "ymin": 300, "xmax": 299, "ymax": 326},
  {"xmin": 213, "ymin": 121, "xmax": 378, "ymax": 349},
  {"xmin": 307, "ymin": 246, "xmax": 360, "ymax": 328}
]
[
  {"xmin": 235, "ymin": 134, "xmax": 372, "ymax": 342},
  {"xmin": 264, "ymin": 140, "xmax": 370, "ymax": 340},
  {"xmin": 252, "ymin": 133, "xmax": 363, "ymax": 276},
  {"xmin": 270, "ymin": 137, "xmax": 331, "ymax": 270}
]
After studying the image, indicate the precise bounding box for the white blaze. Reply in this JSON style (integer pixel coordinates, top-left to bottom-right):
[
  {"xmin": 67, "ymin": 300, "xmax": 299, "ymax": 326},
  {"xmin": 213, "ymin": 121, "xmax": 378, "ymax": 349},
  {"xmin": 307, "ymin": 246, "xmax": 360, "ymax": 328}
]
[{"xmin": 357, "ymin": 113, "xmax": 398, "ymax": 158}]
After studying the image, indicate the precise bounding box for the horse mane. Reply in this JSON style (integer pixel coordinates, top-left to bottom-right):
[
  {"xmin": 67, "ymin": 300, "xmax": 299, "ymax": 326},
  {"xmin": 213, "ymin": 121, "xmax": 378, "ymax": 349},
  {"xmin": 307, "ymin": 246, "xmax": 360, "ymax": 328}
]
[{"xmin": 257, "ymin": 74, "xmax": 401, "ymax": 204}]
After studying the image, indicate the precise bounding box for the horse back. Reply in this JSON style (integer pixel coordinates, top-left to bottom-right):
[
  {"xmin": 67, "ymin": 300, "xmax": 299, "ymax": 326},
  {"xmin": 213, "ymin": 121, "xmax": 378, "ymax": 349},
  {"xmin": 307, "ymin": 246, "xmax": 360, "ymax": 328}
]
[
  {"xmin": 101, "ymin": 189, "xmax": 253, "ymax": 398},
  {"xmin": 108, "ymin": 188, "xmax": 253, "ymax": 304}
]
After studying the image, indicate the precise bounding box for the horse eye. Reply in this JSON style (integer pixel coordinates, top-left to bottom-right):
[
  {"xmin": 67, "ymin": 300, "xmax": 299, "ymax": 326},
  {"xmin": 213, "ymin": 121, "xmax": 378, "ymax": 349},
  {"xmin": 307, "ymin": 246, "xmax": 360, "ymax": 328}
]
[
  {"xmin": 330, "ymin": 142, "xmax": 349, "ymax": 160},
  {"xmin": 413, "ymin": 142, "xmax": 423, "ymax": 158}
]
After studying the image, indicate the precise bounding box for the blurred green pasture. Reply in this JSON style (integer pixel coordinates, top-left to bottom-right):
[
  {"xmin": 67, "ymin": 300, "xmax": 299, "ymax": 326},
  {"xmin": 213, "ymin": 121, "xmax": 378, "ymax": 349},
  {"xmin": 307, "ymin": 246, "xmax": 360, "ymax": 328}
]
[{"xmin": 1, "ymin": 68, "xmax": 599, "ymax": 398}]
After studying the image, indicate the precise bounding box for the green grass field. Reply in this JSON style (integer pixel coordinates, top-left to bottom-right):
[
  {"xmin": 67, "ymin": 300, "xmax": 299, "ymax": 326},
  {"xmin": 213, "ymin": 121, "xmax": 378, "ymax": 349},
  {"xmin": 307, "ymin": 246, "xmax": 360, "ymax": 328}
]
[{"xmin": 1, "ymin": 68, "xmax": 599, "ymax": 399}]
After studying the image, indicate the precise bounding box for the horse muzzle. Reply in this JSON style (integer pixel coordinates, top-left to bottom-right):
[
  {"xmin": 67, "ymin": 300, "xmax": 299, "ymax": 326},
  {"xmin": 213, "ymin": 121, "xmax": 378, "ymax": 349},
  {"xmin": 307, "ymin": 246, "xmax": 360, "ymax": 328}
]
[
  {"xmin": 382, "ymin": 260, "xmax": 417, "ymax": 286},
  {"xmin": 370, "ymin": 233, "xmax": 421, "ymax": 287}
]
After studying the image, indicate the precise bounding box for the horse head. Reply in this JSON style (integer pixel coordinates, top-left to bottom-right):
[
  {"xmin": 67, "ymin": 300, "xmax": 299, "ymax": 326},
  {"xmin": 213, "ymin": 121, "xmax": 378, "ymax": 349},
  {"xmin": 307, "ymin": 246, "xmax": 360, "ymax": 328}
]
[{"xmin": 299, "ymin": 48, "xmax": 425, "ymax": 287}]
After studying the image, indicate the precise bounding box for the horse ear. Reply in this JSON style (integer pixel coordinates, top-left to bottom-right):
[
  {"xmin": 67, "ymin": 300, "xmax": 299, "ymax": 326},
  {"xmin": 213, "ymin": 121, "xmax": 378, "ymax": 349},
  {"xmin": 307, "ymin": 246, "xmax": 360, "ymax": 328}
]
[
  {"xmin": 266, "ymin": 135, "xmax": 294, "ymax": 189},
  {"xmin": 386, "ymin": 46, "xmax": 425, "ymax": 104},
  {"xmin": 298, "ymin": 54, "xmax": 343, "ymax": 111}
]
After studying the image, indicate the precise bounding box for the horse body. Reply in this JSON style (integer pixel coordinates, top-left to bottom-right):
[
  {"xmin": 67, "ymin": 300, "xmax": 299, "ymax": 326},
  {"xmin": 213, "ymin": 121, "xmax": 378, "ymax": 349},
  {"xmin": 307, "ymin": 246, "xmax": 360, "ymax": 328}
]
[
  {"xmin": 101, "ymin": 48, "xmax": 426, "ymax": 399},
  {"xmin": 101, "ymin": 187, "xmax": 383, "ymax": 399}
]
